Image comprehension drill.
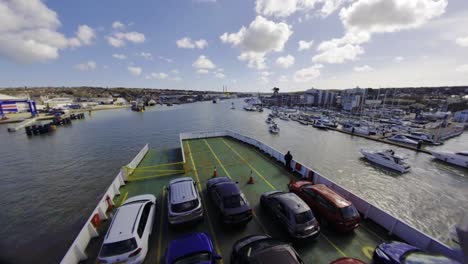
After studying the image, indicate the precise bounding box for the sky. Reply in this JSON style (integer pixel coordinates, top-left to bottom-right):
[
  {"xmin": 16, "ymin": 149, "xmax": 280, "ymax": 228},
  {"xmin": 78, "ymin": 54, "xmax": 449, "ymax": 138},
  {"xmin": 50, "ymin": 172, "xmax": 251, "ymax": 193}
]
[{"xmin": 0, "ymin": 0, "xmax": 467, "ymax": 92}]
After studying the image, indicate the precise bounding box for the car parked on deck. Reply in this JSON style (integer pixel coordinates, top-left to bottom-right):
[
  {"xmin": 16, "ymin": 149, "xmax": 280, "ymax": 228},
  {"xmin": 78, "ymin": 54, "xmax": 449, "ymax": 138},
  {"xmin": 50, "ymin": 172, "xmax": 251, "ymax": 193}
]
[
  {"xmin": 231, "ymin": 234, "xmax": 304, "ymax": 264},
  {"xmin": 206, "ymin": 177, "xmax": 252, "ymax": 224},
  {"xmin": 330, "ymin": 257, "xmax": 366, "ymax": 264},
  {"xmin": 260, "ymin": 190, "xmax": 320, "ymax": 239},
  {"xmin": 98, "ymin": 194, "xmax": 156, "ymax": 264},
  {"xmin": 167, "ymin": 177, "xmax": 203, "ymax": 225},
  {"xmin": 165, "ymin": 232, "xmax": 222, "ymax": 264},
  {"xmin": 288, "ymin": 181, "xmax": 360, "ymax": 232},
  {"xmin": 373, "ymin": 241, "xmax": 460, "ymax": 264}
]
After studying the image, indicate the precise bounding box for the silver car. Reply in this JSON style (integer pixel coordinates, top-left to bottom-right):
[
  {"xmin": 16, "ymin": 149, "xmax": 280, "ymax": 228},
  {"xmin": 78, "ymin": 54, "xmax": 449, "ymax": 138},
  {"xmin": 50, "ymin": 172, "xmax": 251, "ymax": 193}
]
[
  {"xmin": 167, "ymin": 177, "xmax": 203, "ymax": 225},
  {"xmin": 260, "ymin": 191, "xmax": 320, "ymax": 239}
]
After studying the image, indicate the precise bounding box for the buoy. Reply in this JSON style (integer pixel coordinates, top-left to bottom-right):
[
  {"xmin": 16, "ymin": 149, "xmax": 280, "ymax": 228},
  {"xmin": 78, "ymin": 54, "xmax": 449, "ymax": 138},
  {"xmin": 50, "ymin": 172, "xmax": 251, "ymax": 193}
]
[
  {"xmin": 247, "ymin": 170, "xmax": 254, "ymax": 184},
  {"xmin": 212, "ymin": 167, "xmax": 217, "ymax": 178}
]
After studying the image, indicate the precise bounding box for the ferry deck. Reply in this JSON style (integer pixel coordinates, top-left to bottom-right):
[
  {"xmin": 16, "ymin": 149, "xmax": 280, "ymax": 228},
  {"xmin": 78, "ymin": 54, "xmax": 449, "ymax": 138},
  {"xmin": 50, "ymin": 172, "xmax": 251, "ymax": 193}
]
[{"xmin": 82, "ymin": 136, "xmax": 396, "ymax": 264}]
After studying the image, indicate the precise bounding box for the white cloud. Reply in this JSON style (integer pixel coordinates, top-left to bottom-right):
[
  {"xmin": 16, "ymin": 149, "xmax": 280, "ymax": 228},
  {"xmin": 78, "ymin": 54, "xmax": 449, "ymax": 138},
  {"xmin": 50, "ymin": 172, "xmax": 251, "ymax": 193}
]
[
  {"xmin": 112, "ymin": 21, "xmax": 125, "ymax": 30},
  {"xmin": 176, "ymin": 37, "xmax": 208, "ymax": 49},
  {"xmin": 220, "ymin": 16, "xmax": 292, "ymax": 69},
  {"xmin": 215, "ymin": 72, "xmax": 225, "ymax": 79},
  {"xmin": 394, "ymin": 56, "xmax": 405, "ymax": 63},
  {"xmin": 354, "ymin": 65, "xmax": 373, "ymax": 72},
  {"xmin": 146, "ymin": 72, "xmax": 168, "ymax": 79},
  {"xmin": 259, "ymin": 71, "xmax": 271, "ymax": 84},
  {"xmin": 192, "ymin": 55, "xmax": 216, "ymax": 70},
  {"xmin": 75, "ymin": 61, "xmax": 96, "ymax": 71},
  {"xmin": 197, "ymin": 69, "xmax": 210, "ymax": 74},
  {"xmin": 312, "ymin": 32, "xmax": 367, "ymax": 64},
  {"xmin": 158, "ymin": 56, "xmax": 174, "ymax": 63},
  {"xmin": 107, "ymin": 28, "xmax": 145, "ymax": 47},
  {"xmin": 171, "ymin": 69, "xmax": 179, "ymax": 74},
  {"xmin": 76, "ymin": 25, "xmax": 95, "ymax": 45},
  {"xmin": 128, "ymin": 66, "xmax": 142, "ymax": 76},
  {"xmin": 254, "ymin": 0, "xmax": 345, "ymax": 18},
  {"xmin": 298, "ymin": 40, "xmax": 314, "ymax": 51},
  {"xmin": 278, "ymin": 75, "xmax": 288, "ymax": 82},
  {"xmin": 112, "ymin": 54, "xmax": 126, "ymax": 60},
  {"xmin": 456, "ymin": 36, "xmax": 468, "ymax": 47},
  {"xmin": 294, "ymin": 64, "xmax": 322, "ymax": 82},
  {"xmin": 138, "ymin": 52, "xmax": 153, "ymax": 60},
  {"xmin": 455, "ymin": 64, "xmax": 468, "ymax": 73},
  {"xmin": 275, "ymin": 55, "xmax": 295, "ymax": 68}
]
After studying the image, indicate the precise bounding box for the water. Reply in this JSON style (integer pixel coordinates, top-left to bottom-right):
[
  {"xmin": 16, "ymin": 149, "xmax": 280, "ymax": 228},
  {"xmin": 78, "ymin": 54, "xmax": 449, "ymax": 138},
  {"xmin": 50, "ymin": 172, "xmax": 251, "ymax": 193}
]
[{"xmin": 0, "ymin": 99, "xmax": 467, "ymax": 263}]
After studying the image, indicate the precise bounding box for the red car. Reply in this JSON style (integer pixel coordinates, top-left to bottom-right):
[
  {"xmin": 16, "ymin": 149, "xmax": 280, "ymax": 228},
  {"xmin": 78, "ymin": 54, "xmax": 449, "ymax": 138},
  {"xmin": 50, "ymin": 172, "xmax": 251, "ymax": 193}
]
[
  {"xmin": 288, "ymin": 181, "xmax": 360, "ymax": 232},
  {"xmin": 330, "ymin": 258, "xmax": 366, "ymax": 264}
]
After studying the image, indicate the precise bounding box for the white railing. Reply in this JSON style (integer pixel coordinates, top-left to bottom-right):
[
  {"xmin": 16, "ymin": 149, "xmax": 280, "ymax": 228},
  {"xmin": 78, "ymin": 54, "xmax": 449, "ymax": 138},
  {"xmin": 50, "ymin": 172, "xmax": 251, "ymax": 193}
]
[
  {"xmin": 60, "ymin": 144, "xmax": 149, "ymax": 264},
  {"xmin": 180, "ymin": 130, "xmax": 463, "ymax": 263}
]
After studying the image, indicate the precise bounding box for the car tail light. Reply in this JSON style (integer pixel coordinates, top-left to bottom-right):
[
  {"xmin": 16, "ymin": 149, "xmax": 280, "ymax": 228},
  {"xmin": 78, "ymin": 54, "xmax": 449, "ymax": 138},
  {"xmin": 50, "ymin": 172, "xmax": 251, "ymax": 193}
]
[{"xmin": 129, "ymin": 248, "xmax": 142, "ymax": 258}]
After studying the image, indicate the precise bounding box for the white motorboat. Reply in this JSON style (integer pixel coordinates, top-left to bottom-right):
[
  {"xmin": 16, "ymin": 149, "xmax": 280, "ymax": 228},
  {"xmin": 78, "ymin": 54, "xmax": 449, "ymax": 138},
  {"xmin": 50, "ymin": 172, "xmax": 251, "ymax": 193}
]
[
  {"xmin": 342, "ymin": 124, "xmax": 370, "ymax": 135},
  {"xmin": 279, "ymin": 113, "xmax": 289, "ymax": 121},
  {"xmin": 243, "ymin": 104, "xmax": 256, "ymax": 111},
  {"xmin": 405, "ymin": 132, "xmax": 441, "ymax": 145},
  {"xmin": 387, "ymin": 134, "xmax": 418, "ymax": 145},
  {"xmin": 430, "ymin": 151, "xmax": 468, "ymax": 168},
  {"xmin": 312, "ymin": 121, "xmax": 328, "ymax": 130},
  {"xmin": 298, "ymin": 120, "xmax": 309, "ymax": 125},
  {"xmin": 265, "ymin": 117, "xmax": 274, "ymax": 124},
  {"xmin": 361, "ymin": 149, "xmax": 411, "ymax": 173},
  {"xmin": 269, "ymin": 124, "xmax": 280, "ymax": 134}
]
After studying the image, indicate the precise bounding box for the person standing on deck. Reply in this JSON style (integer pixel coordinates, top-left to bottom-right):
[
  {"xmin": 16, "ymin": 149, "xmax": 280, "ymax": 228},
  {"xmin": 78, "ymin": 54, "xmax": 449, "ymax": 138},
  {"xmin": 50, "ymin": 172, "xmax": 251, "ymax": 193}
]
[{"xmin": 284, "ymin": 151, "xmax": 293, "ymax": 171}]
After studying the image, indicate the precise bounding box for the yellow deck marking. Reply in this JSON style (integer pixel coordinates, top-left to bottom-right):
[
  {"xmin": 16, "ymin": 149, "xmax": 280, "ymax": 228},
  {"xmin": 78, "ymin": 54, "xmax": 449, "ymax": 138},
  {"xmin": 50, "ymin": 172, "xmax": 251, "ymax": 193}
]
[
  {"xmin": 204, "ymin": 139, "xmax": 232, "ymax": 180},
  {"xmin": 136, "ymin": 161, "xmax": 184, "ymax": 169},
  {"xmin": 156, "ymin": 188, "xmax": 166, "ymax": 264},
  {"xmin": 362, "ymin": 246, "xmax": 374, "ymax": 260},
  {"xmin": 205, "ymin": 139, "xmax": 268, "ymax": 234},
  {"xmin": 120, "ymin": 191, "xmax": 129, "ymax": 206},
  {"xmin": 221, "ymin": 139, "xmax": 275, "ymax": 190},
  {"xmin": 128, "ymin": 171, "xmax": 185, "ymax": 181},
  {"xmin": 221, "ymin": 138, "xmax": 349, "ymax": 258},
  {"xmin": 133, "ymin": 168, "xmax": 184, "ymax": 172},
  {"xmin": 360, "ymin": 224, "xmax": 385, "ymax": 242},
  {"xmin": 187, "ymin": 141, "xmax": 224, "ymax": 264}
]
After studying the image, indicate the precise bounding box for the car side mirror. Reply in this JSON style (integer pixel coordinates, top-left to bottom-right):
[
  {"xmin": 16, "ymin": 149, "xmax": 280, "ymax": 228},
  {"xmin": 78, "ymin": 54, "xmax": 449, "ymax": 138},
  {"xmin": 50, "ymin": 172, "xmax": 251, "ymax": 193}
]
[
  {"xmin": 214, "ymin": 254, "xmax": 222, "ymax": 260},
  {"xmin": 235, "ymin": 181, "xmax": 239, "ymax": 184}
]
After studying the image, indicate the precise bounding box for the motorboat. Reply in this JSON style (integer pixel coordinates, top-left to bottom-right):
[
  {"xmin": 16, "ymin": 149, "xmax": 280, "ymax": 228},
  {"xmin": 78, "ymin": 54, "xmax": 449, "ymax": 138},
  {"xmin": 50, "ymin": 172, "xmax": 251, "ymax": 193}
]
[
  {"xmin": 405, "ymin": 132, "xmax": 441, "ymax": 145},
  {"xmin": 321, "ymin": 119, "xmax": 337, "ymax": 128},
  {"xmin": 298, "ymin": 120, "xmax": 309, "ymax": 125},
  {"xmin": 265, "ymin": 117, "xmax": 274, "ymax": 124},
  {"xmin": 387, "ymin": 134, "xmax": 418, "ymax": 145},
  {"xmin": 342, "ymin": 124, "xmax": 370, "ymax": 135},
  {"xmin": 243, "ymin": 104, "xmax": 256, "ymax": 111},
  {"xmin": 312, "ymin": 121, "xmax": 328, "ymax": 130},
  {"xmin": 430, "ymin": 151, "xmax": 468, "ymax": 168},
  {"xmin": 279, "ymin": 113, "xmax": 289, "ymax": 121},
  {"xmin": 269, "ymin": 124, "xmax": 280, "ymax": 134},
  {"xmin": 231, "ymin": 103, "xmax": 235, "ymax": 109},
  {"xmin": 360, "ymin": 149, "xmax": 411, "ymax": 173}
]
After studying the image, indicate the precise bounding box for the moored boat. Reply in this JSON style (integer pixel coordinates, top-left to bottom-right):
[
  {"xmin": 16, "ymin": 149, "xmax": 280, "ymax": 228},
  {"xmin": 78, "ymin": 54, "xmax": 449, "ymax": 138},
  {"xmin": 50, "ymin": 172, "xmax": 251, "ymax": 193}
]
[
  {"xmin": 387, "ymin": 134, "xmax": 418, "ymax": 145},
  {"xmin": 430, "ymin": 150, "xmax": 468, "ymax": 168},
  {"xmin": 360, "ymin": 149, "xmax": 411, "ymax": 173}
]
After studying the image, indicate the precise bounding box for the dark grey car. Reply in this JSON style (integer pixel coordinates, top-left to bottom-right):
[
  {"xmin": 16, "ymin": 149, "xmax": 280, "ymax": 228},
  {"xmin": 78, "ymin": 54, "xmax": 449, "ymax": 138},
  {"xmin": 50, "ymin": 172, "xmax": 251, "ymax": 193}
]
[
  {"xmin": 260, "ymin": 191, "xmax": 320, "ymax": 239},
  {"xmin": 206, "ymin": 177, "xmax": 252, "ymax": 224}
]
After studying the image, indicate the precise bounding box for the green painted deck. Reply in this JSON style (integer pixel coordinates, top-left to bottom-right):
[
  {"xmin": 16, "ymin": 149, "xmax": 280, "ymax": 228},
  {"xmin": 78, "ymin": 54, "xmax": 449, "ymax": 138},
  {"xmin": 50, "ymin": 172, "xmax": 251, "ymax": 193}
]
[{"xmin": 82, "ymin": 137, "xmax": 394, "ymax": 264}]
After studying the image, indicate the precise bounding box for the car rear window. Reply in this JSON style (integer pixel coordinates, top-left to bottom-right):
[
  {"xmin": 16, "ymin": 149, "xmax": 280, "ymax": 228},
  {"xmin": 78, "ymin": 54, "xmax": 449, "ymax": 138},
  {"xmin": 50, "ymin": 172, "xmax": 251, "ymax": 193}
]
[
  {"xmin": 295, "ymin": 211, "xmax": 314, "ymax": 224},
  {"xmin": 99, "ymin": 238, "xmax": 137, "ymax": 257},
  {"xmin": 223, "ymin": 195, "xmax": 245, "ymax": 208},
  {"xmin": 340, "ymin": 205, "xmax": 359, "ymax": 220},
  {"xmin": 172, "ymin": 199, "xmax": 199, "ymax": 213},
  {"xmin": 173, "ymin": 252, "xmax": 211, "ymax": 264}
]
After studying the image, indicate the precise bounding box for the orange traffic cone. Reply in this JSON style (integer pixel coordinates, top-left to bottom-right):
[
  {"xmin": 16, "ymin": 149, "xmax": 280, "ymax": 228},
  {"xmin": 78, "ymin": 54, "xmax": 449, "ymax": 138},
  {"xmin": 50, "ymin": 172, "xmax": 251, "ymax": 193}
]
[
  {"xmin": 213, "ymin": 167, "xmax": 217, "ymax": 178},
  {"xmin": 247, "ymin": 170, "xmax": 254, "ymax": 184}
]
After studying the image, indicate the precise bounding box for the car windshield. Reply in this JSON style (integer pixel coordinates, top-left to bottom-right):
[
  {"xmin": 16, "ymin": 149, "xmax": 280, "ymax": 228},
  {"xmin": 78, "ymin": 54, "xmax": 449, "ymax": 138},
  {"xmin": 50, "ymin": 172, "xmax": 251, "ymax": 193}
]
[
  {"xmin": 295, "ymin": 211, "xmax": 314, "ymax": 224},
  {"xmin": 340, "ymin": 205, "xmax": 359, "ymax": 219},
  {"xmin": 223, "ymin": 195, "xmax": 245, "ymax": 208},
  {"xmin": 99, "ymin": 238, "xmax": 137, "ymax": 257},
  {"xmin": 403, "ymin": 252, "xmax": 458, "ymax": 264},
  {"xmin": 172, "ymin": 199, "xmax": 199, "ymax": 213},
  {"xmin": 173, "ymin": 252, "xmax": 211, "ymax": 264}
]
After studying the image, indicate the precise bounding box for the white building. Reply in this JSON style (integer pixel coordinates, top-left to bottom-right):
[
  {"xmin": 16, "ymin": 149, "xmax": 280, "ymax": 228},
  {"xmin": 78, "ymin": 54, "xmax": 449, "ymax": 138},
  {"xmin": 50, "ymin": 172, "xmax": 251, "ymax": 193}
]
[{"xmin": 43, "ymin": 97, "xmax": 74, "ymax": 108}]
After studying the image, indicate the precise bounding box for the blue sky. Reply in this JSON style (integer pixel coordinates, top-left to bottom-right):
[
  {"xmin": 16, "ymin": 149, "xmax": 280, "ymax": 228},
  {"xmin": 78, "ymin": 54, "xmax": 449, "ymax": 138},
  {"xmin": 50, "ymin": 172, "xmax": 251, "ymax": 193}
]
[{"xmin": 0, "ymin": 0, "xmax": 467, "ymax": 92}]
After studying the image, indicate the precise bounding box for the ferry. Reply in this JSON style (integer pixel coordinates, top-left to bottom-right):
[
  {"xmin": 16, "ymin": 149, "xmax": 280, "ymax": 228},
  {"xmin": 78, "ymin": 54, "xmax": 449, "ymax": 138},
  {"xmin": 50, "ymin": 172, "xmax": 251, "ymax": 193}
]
[{"xmin": 60, "ymin": 131, "xmax": 465, "ymax": 264}]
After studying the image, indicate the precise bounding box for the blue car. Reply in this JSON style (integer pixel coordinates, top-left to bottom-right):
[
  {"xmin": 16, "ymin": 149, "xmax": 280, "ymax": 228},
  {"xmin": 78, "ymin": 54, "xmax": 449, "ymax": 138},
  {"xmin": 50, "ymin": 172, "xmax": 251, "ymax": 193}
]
[
  {"xmin": 373, "ymin": 241, "xmax": 459, "ymax": 264},
  {"xmin": 165, "ymin": 233, "xmax": 222, "ymax": 264}
]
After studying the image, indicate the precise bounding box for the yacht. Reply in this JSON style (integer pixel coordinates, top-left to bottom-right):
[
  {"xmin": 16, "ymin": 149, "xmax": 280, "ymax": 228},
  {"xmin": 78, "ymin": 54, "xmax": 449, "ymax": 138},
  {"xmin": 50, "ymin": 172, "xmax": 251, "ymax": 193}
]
[
  {"xmin": 387, "ymin": 134, "xmax": 418, "ymax": 145},
  {"xmin": 265, "ymin": 117, "xmax": 274, "ymax": 124},
  {"xmin": 312, "ymin": 121, "xmax": 328, "ymax": 130},
  {"xmin": 298, "ymin": 119, "xmax": 309, "ymax": 125},
  {"xmin": 430, "ymin": 151, "xmax": 468, "ymax": 168},
  {"xmin": 361, "ymin": 149, "xmax": 411, "ymax": 173},
  {"xmin": 269, "ymin": 123, "xmax": 280, "ymax": 134},
  {"xmin": 405, "ymin": 132, "xmax": 441, "ymax": 145},
  {"xmin": 342, "ymin": 124, "xmax": 370, "ymax": 135},
  {"xmin": 279, "ymin": 113, "xmax": 289, "ymax": 121}
]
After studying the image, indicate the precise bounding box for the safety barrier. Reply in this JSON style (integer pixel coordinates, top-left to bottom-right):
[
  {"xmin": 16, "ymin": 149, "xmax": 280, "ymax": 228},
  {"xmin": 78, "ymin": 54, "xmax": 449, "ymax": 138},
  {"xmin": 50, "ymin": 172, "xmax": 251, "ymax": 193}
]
[
  {"xmin": 179, "ymin": 130, "xmax": 463, "ymax": 262},
  {"xmin": 60, "ymin": 144, "xmax": 149, "ymax": 264}
]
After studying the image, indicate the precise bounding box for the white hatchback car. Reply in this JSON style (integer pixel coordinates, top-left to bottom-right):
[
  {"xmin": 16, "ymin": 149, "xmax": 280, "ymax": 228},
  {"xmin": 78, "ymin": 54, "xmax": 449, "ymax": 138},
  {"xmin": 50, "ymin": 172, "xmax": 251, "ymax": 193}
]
[{"xmin": 98, "ymin": 194, "xmax": 156, "ymax": 264}]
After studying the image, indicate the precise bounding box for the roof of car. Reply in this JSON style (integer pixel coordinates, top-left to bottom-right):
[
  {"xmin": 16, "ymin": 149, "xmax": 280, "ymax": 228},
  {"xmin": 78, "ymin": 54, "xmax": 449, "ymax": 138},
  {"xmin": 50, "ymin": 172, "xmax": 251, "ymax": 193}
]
[
  {"xmin": 251, "ymin": 245, "xmax": 300, "ymax": 264},
  {"xmin": 166, "ymin": 233, "xmax": 213, "ymax": 263},
  {"xmin": 105, "ymin": 203, "xmax": 143, "ymax": 243},
  {"xmin": 308, "ymin": 184, "xmax": 352, "ymax": 208},
  {"xmin": 170, "ymin": 178, "xmax": 197, "ymax": 204},
  {"xmin": 276, "ymin": 193, "xmax": 310, "ymax": 214},
  {"xmin": 216, "ymin": 182, "xmax": 241, "ymax": 197}
]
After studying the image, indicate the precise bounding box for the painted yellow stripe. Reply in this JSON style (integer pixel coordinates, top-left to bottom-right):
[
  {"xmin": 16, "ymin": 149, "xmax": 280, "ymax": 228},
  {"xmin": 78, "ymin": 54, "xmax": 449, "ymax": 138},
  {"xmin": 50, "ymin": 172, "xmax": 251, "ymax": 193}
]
[
  {"xmin": 136, "ymin": 161, "xmax": 184, "ymax": 169},
  {"xmin": 133, "ymin": 168, "xmax": 184, "ymax": 172},
  {"xmin": 156, "ymin": 187, "xmax": 166, "ymax": 264},
  {"xmin": 222, "ymin": 138, "xmax": 349, "ymax": 258},
  {"xmin": 221, "ymin": 139, "xmax": 275, "ymax": 190},
  {"xmin": 203, "ymin": 139, "xmax": 232, "ymax": 179},
  {"xmin": 187, "ymin": 141, "xmax": 224, "ymax": 264},
  {"xmin": 120, "ymin": 191, "xmax": 129, "ymax": 206},
  {"xmin": 128, "ymin": 171, "xmax": 185, "ymax": 181}
]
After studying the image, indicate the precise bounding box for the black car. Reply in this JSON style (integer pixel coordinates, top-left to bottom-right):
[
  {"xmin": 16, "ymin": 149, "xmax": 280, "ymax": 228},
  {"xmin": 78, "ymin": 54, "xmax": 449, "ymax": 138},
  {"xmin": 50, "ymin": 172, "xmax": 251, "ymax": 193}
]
[
  {"xmin": 231, "ymin": 235, "xmax": 304, "ymax": 264},
  {"xmin": 260, "ymin": 191, "xmax": 320, "ymax": 239},
  {"xmin": 206, "ymin": 177, "xmax": 252, "ymax": 224}
]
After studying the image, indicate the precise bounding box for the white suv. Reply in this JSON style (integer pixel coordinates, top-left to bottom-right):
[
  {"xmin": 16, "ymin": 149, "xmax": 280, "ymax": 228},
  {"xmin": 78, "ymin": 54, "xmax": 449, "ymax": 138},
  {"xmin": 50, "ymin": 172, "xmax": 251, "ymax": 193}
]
[
  {"xmin": 167, "ymin": 177, "xmax": 203, "ymax": 224},
  {"xmin": 98, "ymin": 194, "xmax": 156, "ymax": 264}
]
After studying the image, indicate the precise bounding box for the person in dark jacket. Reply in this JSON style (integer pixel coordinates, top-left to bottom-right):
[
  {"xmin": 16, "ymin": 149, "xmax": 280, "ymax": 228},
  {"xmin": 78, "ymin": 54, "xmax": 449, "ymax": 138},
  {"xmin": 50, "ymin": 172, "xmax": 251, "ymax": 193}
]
[{"xmin": 284, "ymin": 151, "xmax": 293, "ymax": 171}]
